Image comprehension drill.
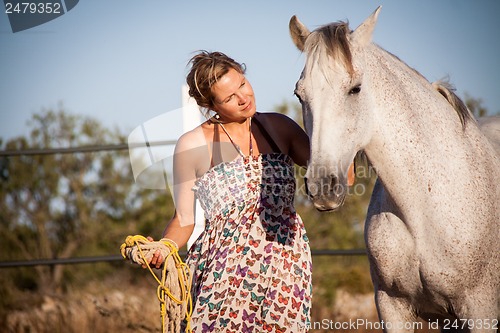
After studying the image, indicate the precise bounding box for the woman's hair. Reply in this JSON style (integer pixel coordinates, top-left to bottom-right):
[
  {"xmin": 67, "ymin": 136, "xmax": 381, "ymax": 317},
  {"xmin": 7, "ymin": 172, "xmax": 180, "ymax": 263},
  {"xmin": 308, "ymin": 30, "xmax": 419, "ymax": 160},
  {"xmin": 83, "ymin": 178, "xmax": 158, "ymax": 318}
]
[{"xmin": 186, "ymin": 51, "xmax": 246, "ymax": 115}]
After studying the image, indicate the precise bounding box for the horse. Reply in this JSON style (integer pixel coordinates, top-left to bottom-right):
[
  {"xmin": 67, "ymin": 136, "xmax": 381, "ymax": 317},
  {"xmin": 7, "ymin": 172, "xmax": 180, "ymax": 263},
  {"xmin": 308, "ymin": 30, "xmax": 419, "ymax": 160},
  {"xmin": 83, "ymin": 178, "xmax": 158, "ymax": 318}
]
[{"xmin": 289, "ymin": 6, "xmax": 499, "ymax": 332}]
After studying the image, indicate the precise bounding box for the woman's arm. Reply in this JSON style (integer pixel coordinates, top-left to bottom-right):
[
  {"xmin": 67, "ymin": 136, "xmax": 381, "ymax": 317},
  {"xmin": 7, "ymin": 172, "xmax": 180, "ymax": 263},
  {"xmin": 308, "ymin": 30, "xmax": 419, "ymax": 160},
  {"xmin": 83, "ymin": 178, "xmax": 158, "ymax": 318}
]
[
  {"xmin": 286, "ymin": 118, "xmax": 310, "ymax": 168},
  {"xmin": 149, "ymin": 130, "xmax": 205, "ymax": 267}
]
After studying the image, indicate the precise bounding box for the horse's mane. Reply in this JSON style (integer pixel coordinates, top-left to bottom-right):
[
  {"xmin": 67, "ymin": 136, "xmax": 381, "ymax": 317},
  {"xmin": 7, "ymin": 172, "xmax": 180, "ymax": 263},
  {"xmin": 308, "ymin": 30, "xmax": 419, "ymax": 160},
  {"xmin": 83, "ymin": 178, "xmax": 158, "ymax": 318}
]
[
  {"xmin": 304, "ymin": 21, "xmax": 354, "ymax": 76},
  {"xmin": 432, "ymin": 80, "xmax": 474, "ymax": 128},
  {"xmin": 305, "ymin": 21, "xmax": 473, "ymax": 129}
]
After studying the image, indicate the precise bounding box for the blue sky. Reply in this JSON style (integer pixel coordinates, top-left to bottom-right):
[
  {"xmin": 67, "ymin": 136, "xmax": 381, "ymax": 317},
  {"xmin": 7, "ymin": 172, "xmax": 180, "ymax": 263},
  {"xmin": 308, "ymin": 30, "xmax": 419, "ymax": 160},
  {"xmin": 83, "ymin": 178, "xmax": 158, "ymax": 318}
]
[{"xmin": 1, "ymin": 0, "xmax": 499, "ymax": 142}]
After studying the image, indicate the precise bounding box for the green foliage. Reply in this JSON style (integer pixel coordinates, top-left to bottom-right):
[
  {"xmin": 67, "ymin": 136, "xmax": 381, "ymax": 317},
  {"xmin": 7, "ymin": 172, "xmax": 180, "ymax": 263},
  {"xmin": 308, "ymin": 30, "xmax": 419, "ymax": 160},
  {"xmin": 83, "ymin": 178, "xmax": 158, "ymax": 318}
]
[
  {"xmin": 464, "ymin": 94, "xmax": 499, "ymax": 117},
  {"xmin": 465, "ymin": 94, "xmax": 489, "ymax": 118},
  {"xmin": 0, "ymin": 105, "xmax": 173, "ymax": 301},
  {"xmin": 274, "ymin": 99, "xmax": 303, "ymax": 127}
]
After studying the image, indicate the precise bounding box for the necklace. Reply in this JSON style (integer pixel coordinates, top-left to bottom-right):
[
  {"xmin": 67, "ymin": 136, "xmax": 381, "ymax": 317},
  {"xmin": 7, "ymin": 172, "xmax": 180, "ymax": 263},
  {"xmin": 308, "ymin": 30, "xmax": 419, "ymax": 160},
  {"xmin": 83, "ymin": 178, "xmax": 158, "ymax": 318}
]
[{"xmin": 215, "ymin": 117, "xmax": 253, "ymax": 158}]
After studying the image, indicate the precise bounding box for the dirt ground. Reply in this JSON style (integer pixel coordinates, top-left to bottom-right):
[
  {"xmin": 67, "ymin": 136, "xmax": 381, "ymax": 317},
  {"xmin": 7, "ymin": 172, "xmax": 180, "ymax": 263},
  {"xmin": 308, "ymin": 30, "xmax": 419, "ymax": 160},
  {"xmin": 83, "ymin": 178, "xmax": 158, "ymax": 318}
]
[{"xmin": 4, "ymin": 281, "xmax": 440, "ymax": 333}]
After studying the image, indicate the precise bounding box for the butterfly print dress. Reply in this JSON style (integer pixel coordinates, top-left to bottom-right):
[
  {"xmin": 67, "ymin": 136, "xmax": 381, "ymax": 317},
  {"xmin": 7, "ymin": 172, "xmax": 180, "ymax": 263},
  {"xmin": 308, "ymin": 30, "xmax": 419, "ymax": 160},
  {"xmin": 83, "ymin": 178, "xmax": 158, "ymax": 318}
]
[{"xmin": 185, "ymin": 118, "xmax": 312, "ymax": 333}]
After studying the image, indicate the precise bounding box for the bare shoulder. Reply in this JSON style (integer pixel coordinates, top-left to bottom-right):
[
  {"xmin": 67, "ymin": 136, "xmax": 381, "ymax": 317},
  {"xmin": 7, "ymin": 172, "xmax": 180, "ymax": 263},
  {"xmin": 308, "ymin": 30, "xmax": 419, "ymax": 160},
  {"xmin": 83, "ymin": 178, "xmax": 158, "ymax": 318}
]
[
  {"xmin": 173, "ymin": 123, "xmax": 211, "ymax": 178},
  {"xmin": 174, "ymin": 123, "xmax": 207, "ymax": 153}
]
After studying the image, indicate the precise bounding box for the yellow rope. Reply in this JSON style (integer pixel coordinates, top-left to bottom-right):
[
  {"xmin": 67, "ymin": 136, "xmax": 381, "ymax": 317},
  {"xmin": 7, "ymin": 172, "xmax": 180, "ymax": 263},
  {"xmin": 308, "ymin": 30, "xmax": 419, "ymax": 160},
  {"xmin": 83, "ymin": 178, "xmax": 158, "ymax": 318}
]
[{"xmin": 120, "ymin": 235, "xmax": 193, "ymax": 333}]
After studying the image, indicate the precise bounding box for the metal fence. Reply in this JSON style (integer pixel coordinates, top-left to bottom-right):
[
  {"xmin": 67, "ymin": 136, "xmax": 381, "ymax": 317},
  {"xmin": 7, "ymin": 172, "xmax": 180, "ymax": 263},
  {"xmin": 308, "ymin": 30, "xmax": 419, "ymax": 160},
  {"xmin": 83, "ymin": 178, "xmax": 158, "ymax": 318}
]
[
  {"xmin": 0, "ymin": 249, "xmax": 367, "ymax": 268},
  {"xmin": 0, "ymin": 140, "xmax": 177, "ymax": 157},
  {"xmin": 0, "ymin": 143, "xmax": 367, "ymax": 269}
]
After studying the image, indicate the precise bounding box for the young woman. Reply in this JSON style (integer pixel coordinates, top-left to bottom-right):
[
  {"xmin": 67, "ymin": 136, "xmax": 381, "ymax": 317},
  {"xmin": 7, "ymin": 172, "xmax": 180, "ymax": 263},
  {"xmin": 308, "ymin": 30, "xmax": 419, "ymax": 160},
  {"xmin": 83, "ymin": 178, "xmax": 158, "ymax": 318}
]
[{"xmin": 151, "ymin": 51, "xmax": 312, "ymax": 332}]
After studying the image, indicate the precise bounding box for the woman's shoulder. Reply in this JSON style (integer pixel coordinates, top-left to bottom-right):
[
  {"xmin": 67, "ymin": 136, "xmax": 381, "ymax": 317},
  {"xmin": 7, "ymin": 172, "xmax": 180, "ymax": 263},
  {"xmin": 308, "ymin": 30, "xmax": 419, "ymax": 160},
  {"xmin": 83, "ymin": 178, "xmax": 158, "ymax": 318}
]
[
  {"xmin": 255, "ymin": 111, "xmax": 304, "ymax": 136},
  {"xmin": 175, "ymin": 122, "xmax": 210, "ymax": 153},
  {"xmin": 174, "ymin": 122, "xmax": 212, "ymax": 176},
  {"xmin": 255, "ymin": 111, "xmax": 309, "ymax": 167},
  {"xmin": 255, "ymin": 111, "xmax": 295, "ymax": 124}
]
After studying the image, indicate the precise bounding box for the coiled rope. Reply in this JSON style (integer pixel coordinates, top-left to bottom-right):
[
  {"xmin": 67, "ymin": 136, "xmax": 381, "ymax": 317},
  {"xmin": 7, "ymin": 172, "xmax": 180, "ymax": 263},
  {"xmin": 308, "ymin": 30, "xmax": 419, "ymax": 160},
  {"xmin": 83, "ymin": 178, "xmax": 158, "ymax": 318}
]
[{"xmin": 120, "ymin": 235, "xmax": 193, "ymax": 333}]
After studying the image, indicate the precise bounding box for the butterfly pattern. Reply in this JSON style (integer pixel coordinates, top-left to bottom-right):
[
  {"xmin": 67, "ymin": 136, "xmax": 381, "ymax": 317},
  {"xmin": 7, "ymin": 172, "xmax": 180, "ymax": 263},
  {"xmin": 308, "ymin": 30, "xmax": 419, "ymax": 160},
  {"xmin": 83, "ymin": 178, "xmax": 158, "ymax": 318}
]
[{"xmin": 186, "ymin": 154, "xmax": 312, "ymax": 332}]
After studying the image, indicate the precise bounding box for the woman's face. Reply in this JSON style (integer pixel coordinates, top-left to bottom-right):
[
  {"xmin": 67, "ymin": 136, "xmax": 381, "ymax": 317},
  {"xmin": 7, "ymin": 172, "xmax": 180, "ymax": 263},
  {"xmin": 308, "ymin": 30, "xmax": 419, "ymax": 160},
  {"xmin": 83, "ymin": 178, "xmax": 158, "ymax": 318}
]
[{"xmin": 211, "ymin": 68, "xmax": 256, "ymax": 122}]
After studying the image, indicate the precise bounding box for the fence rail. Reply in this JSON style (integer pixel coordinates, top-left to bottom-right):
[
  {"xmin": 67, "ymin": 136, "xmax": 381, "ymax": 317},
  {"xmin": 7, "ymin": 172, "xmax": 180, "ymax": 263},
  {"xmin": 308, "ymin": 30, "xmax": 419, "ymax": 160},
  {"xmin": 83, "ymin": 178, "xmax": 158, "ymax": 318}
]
[
  {"xmin": 0, "ymin": 249, "xmax": 367, "ymax": 268},
  {"xmin": 0, "ymin": 143, "xmax": 368, "ymax": 269},
  {"xmin": 0, "ymin": 140, "xmax": 177, "ymax": 157}
]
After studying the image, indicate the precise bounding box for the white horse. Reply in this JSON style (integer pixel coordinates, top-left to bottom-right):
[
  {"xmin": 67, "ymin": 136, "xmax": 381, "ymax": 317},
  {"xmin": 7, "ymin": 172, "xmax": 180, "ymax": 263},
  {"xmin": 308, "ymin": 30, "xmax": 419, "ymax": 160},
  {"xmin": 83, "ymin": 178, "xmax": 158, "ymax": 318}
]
[{"xmin": 290, "ymin": 7, "xmax": 499, "ymax": 332}]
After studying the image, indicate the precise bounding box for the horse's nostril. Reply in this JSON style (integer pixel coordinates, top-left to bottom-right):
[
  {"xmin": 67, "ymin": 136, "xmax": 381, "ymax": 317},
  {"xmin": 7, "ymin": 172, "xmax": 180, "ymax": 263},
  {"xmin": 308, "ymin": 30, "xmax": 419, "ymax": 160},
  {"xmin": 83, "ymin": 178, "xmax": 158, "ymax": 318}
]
[
  {"xmin": 304, "ymin": 175, "xmax": 346, "ymax": 199},
  {"xmin": 330, "ymin": 175, "xmax": 337, "ymax": 189}
]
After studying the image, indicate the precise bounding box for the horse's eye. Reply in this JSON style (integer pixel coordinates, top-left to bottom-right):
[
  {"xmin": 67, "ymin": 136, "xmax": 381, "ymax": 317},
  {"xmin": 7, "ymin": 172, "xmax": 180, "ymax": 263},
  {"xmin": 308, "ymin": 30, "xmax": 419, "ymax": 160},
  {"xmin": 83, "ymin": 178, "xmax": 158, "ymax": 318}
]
[
  {"xmin": 349, "ymin": 84, "xmax": 361, "ymax": 95},
  {"xmin": 294, "ymin": 91, "xmax": 304, "ymax": 104}
]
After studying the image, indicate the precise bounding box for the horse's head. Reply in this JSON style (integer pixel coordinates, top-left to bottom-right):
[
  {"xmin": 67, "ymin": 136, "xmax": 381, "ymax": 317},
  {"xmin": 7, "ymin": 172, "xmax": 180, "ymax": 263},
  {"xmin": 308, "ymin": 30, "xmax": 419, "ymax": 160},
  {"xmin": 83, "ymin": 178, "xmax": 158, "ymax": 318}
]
[{"xmin": 289, "ymin": 7, "xmax": 381, "ymax": 211}]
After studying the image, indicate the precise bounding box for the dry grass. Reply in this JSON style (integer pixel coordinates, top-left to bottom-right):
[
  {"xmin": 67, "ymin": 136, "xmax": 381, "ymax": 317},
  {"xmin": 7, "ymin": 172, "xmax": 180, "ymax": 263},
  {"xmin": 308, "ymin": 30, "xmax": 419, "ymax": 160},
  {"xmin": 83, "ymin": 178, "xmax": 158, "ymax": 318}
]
[{"xmin": 3, "ymin": 274, "xmax": 440, "ymax": 333}]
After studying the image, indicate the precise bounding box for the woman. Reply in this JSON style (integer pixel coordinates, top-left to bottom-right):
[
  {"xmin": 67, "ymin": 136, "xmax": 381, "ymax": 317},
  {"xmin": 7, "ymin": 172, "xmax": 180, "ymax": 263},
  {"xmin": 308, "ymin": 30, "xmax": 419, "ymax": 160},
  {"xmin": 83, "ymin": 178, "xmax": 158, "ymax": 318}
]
[{"xmin": 151, "ymin": 51, "xmax": 312, "ymax": 332}]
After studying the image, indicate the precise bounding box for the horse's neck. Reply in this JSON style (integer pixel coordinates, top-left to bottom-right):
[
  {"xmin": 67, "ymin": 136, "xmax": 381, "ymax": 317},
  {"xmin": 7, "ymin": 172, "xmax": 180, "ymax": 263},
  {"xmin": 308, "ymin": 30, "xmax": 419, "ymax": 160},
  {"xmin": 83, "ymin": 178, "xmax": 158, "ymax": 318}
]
[
  {"xmin": 366, "ymin": 49, "xmax": 463, "ymax": 169},
  {"xmin": 364, "ymin": 48, "xmax": 499, "ymax": 223}
]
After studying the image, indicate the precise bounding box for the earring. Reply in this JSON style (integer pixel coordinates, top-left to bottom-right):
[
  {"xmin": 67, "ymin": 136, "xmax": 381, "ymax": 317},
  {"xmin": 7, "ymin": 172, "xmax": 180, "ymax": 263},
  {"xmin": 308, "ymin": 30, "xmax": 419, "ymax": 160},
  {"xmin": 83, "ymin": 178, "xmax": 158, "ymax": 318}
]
[{"xmin": 214, "ymin": 113, "xmax": 220, "ymax": 120}]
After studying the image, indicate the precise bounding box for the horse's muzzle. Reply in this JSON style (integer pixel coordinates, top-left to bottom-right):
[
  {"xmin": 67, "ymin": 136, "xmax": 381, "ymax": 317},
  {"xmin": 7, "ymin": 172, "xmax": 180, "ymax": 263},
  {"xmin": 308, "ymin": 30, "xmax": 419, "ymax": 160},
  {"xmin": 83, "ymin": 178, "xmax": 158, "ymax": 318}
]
[{"xmin": 304, "ymin": 176, "xmax": 347, "ymax": 211}]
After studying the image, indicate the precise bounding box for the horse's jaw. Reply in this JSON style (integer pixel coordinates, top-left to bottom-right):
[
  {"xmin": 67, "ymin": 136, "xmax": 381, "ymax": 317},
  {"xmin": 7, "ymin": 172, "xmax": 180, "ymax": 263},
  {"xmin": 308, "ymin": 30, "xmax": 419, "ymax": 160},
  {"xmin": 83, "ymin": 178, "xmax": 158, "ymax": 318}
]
[{"xmin": 304, "ymin": 175, "xmax": 347, "ymax": 211}]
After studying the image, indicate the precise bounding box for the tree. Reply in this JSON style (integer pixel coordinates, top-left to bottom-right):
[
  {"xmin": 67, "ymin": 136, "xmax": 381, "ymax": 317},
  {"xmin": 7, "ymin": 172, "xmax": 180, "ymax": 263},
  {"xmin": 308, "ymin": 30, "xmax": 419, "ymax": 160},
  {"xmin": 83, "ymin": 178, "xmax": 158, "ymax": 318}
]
[
  {"xmin": 0, "ymin": 106, "xmax": 172, "ymax": 294},
  {"xmin": 464, "ymin": 93, "xmax": 498, "ymax": 118},
  {"xmin": 465, "ymin": 94, "xmax": 487, "ymax": 118}
]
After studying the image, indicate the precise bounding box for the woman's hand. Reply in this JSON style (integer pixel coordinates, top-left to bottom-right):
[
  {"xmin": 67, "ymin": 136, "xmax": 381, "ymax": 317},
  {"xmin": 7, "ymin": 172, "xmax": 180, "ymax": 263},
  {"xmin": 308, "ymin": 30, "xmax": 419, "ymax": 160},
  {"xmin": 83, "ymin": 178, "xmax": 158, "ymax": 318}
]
[{"xmin": 142, "ymin": 236, "xmax": 164, "ymax": 269}]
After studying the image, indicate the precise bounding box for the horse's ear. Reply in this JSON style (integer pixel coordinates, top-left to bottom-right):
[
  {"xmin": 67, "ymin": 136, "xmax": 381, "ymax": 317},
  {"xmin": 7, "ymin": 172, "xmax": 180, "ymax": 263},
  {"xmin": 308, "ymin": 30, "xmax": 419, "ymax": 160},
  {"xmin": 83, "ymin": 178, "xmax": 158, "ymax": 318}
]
[
  {"xmin": 289, "ymin": 15, "xmax": 310, "ymax": 52},
  {"xmin": 351, "ymin": 6, "xmax": 382, "ymax": 46}
]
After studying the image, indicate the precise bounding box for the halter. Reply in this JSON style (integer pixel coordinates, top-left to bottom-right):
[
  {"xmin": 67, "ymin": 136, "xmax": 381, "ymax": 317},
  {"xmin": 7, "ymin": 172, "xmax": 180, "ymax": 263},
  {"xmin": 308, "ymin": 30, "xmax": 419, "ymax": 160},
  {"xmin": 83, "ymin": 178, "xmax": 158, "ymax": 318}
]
[{"xmin": 214, "ymin": 117, "xmax": 253, "ymax": 157}]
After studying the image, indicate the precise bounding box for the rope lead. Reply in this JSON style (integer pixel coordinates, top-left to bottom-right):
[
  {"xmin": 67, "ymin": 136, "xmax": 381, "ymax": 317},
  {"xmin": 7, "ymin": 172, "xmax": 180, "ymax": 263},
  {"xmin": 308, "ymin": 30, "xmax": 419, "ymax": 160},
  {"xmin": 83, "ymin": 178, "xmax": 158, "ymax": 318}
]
[{"xmin": 120, "ymin": 235, "xmax": 193, "ymax": 333}]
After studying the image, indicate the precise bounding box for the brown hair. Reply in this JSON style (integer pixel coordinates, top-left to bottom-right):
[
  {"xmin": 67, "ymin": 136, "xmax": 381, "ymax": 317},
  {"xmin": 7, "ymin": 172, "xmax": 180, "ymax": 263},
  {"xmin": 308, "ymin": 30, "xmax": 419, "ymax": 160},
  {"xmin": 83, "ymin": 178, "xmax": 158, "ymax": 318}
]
[{"xmin": 186, "ymin": 51, "xmax": 246, "ymax": 114}]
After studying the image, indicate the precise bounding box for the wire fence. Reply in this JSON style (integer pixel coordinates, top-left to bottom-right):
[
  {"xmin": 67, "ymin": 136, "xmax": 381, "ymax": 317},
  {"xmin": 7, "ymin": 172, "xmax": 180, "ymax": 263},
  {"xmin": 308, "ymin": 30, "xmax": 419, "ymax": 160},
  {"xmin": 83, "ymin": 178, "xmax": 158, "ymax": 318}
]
[
  {"xmin": 0, "ymin": 140, "xmax": 176, "ymax": 157},
  {"xmin": 0, "ymin": 143, "xmax": 367, "ymax": 269},
  {"xmin": 0, "ymin": 249, "xmax": 367, "ymax": 268}
]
